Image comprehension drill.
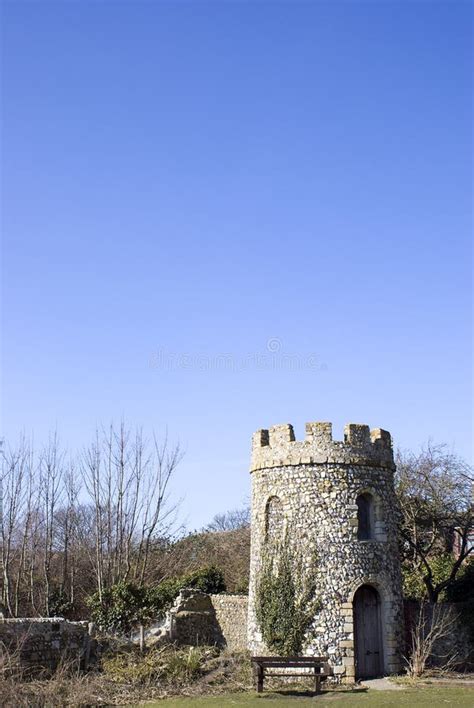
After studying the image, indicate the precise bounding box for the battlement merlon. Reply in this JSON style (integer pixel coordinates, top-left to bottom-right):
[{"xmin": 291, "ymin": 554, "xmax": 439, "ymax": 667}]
[{"xmin": 250, "ymin": 421, "xmax": 394, "ymax": 472}]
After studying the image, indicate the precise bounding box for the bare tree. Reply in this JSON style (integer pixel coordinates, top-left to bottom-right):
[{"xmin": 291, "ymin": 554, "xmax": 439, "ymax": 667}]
[
  {"xmin": 39, "ymin": 433, "xmax": 65, "ymax": 616},
  {"xmin": 56, "ymin": 462, "xmax": 81, "ymax": 608},
  {"xmin": 406, "ymin": 602, "xmax": 461, "ymax": 677},
  {"xmin": 205, "ymin": 506, "xmax": 250, "ymax": 532},
  {"xmin": 81, "ymin": 431, "xmax": 105, "ymax": 599},
  {"xmin": 0, "ymin": 424, "xmax": 182, "ymax": 615},
  {"xmin": 135, "ymin": 432, "xmax": 182, "ymax": 584},
  {"xmin": 0, "ymin": 437, "xmax": 30, "ymax": 615},
  {"xmin": 13, "ymin": 448, "xmax": 35, "ymax": 616},
  {"xmin": 81, "ymin": 422, "xmax": 182, "ymax": 594},
  {"xmin": 396, "ymin": 443, "xmax": 473, "ymax": 602}
]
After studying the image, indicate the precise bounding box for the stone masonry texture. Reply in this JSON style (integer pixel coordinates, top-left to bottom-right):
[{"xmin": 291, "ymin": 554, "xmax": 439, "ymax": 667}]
[
  {"xmin": 169, "ymin": 589, "xmax": 248, "ymax": 651},
  {"xmin": 0, "ymin": 618, "xmax": 94, "ymax": 673},
  {"xmin": 248, "ymin": 421, "xmax": 404, "ymax": 681},
  {"xmin": 210, "ymin": 594, "xmax": 248, "ymax": 652}
]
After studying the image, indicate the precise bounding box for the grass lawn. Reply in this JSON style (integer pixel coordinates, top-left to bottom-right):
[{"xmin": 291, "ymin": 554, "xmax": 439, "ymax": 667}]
[{"xmin": 144, "ymin": 685, "xmax": 474, "ymax": 707}]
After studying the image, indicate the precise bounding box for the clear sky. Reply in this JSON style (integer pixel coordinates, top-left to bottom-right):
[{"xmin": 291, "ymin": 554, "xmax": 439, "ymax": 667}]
[{"xmin": 1, "ymin": 1, "xmax": 472, "ymax": 530}]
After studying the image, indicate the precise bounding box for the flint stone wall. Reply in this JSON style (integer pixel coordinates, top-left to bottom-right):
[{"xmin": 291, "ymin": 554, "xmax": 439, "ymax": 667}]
[
  {"xmin": 0, "ymin": 618, "xmax": 93, "ymax": 672},
  {"xmin": 248, "ymin": 421, "xmax": 404, "ymax": 682},
  {"xmin": 169, "ymin": 589, "xmax": 248, "ymax": 651},
  {"xmin": 210, "ymin": 594, "xmax": 248, "ymax": 652}
]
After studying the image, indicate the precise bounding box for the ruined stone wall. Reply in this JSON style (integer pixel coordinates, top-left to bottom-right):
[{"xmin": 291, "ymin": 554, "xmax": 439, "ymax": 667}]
[
  {"xmin": 169, "ymin": 589, "xmax": 223, "ymax": 646},
  {"xmin": 168, "ymin": 589, "xmax": 248, "ymax": 650},
  {"xmin": 248, "ymin": 421, "xmax": 404, "ymax": 682},
  {"xmin": 0, "ymin": 618, "xmax": 93, "ymax": 673},
  {"xmin": 210, "ymin": 594, "xmax": 248, "ymax": 652}
]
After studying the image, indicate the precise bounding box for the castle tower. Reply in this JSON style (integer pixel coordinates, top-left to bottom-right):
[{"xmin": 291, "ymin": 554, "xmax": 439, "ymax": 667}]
[{"xmin": 248, "ymin": 421, "xmax": 404, "ymax": 681}]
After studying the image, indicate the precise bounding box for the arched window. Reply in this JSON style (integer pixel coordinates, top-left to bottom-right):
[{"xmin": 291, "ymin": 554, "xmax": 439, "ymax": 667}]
[
  {"xmin": 356, "ymin": 493, "xmax": 374, "ymax": 540},
  {"xmin": 265, "ymin": 496, "xmax": 283, "ymax": 545}
]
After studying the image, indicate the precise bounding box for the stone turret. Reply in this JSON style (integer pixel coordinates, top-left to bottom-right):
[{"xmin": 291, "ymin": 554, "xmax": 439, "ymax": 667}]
[{"xmin": 248, "ymin": 420, "xmax": 404, "ymax": 681}]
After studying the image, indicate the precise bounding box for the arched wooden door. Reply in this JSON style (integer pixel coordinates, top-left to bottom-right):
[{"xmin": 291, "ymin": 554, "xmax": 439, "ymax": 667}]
[{"xmin": 353, "ymin": 585, "xmax": 383, "ymax": 679}]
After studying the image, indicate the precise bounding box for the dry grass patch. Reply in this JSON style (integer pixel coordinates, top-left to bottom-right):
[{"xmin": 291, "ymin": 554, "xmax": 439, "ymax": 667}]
[{"xmin": 0, "ymin": 643, "xmax": 255, "ymax": 705}]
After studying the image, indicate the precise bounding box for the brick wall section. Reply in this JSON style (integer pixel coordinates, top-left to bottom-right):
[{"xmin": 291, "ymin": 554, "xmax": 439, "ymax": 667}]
[
  {"xmin": 0, "ymin": 618, "xmax": 93, "ymax": 673},
  {"xmin": 210, "ymin": 594, "xmax": 249, "ymax": 652}
]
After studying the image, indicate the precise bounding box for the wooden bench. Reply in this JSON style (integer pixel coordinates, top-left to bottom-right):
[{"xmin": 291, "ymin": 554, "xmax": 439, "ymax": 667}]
[{"xmin": 251, "ymin": 656, "xmax": 332, "ymax": 694}]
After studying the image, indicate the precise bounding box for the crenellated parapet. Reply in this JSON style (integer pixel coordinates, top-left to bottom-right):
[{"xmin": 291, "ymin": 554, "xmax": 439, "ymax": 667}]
[{"xmin": 250, "ymin": 421, "xmax": 394, "ymax": 472}]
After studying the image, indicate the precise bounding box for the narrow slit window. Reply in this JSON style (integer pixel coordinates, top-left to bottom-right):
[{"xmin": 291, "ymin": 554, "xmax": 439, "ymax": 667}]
[{"xmin": 356, "ymin": 493, "xmax": 373, "ymax": 540}]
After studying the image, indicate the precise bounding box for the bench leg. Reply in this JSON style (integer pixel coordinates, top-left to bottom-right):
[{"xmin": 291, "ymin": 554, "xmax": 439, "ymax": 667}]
[
  {"xmin": 314, "ymin": 671, "xmax": 321, "ymax": 695},
  {"xmin": 256, "ymin": 665, "xmax": 263, "ymax": 693}
]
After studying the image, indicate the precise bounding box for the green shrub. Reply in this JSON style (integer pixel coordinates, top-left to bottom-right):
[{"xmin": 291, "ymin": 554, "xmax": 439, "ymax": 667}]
[
  {"xmin": 182, "ymin": 565, "xmax": 226, "ymax": 594},
  {"xmin": 48, "ymin": 587, "xmax": 75, "ymax": 618},
  {"xmin": 163, "ymin": 646, "xmax": 205, "ymax": 682},
  {"xmin": 87, "ymin": 582, "xmax": 150, "ymax": 634},
  {"xmin": 87, "ymin": 565, "xmax": 226, "ymax": 633},
  {"xmin": 402, "ymin": 554, "xmax": 454, "ymax": 601},
  {"xmin": 255, "ymin": 540, "xmax": 320, "ymax": 655}
]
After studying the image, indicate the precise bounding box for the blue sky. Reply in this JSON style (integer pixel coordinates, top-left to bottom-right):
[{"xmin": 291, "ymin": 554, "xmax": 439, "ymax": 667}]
[{"xmin": 2, "ymin": 1, "xmax": 472, "ymax": 529}]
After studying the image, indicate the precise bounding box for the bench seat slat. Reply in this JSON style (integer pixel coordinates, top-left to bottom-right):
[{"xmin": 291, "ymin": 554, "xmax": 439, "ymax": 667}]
[
  {"xmin": 254, "ymin": 661, "xmax": 326, "ymax": 669},
  {"xmin": 263, "ymin": 672, "xmax": 331, "ymax": 677},
  {"xmin": 253, "ymin": 660, "xmax": 325, "ymax": 666},
  {"xmin": 252, "ymin": 656, "xmax": 328, "ymax": 662},
  {"xmin": 253, "ymin": 663, "xmax": 328, "ymax": 669},
  {"xmin": 253, "ymin": 664, "xmax": 327, "ymax": 669}
]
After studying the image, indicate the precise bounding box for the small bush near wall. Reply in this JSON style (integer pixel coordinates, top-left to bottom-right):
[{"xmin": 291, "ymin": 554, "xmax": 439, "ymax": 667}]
[{"xmin": 87, "ymin": 566, "xmax": 226, "ymax": 634}]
